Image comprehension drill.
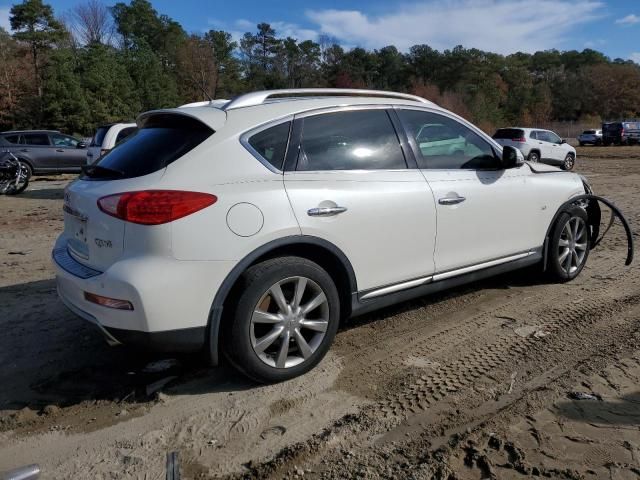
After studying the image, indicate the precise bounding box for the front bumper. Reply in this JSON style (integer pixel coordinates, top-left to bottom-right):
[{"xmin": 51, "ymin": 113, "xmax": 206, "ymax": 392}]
[{"xmin": 52, "ymin": 237, "xmax": 235, "ymax": 352}]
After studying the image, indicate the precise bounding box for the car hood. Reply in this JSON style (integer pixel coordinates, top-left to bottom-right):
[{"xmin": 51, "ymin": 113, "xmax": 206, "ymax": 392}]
[{"xmin": 526, "ymin": 162, "xmax": 563, "ymax": 173}]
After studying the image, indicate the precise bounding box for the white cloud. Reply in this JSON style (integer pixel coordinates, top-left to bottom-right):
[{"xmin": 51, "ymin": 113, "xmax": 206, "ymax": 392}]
[
  {"xmin": 630, "ymin": 52, "xmax": 640, "ymax": 64},
  {"xmin": 306, "ymin": 0, "xmax": 604, "ymax": 54},
  {"xmin": 0, "ymin": 6, "xmax": 11, "ymax": 32},
  {"xmin": 616, "ymin": 14, "xmax": 640, "ymax": 25}
]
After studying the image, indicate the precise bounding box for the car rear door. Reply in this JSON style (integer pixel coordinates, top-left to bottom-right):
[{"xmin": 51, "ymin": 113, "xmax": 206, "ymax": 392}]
[
  {"xmin": 283, "ymin": 107, "xmax": 437, "ymax": 293},
  {"xmin": 50, "ymin": 133, "xmax": 86, "ymax": 171},
  {"xmin": 22, "ymin": 133, "xmax": 56, "ymax": 171},
  {"xmin": 396, "ymin": 107, "xmax": 542, "ymax": 274}
]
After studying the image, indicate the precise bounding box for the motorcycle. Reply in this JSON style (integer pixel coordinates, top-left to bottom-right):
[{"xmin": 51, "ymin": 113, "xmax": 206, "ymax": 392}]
[{"xmin": 0, "ymin": 150, "xmax": 29, "ymax": 195}]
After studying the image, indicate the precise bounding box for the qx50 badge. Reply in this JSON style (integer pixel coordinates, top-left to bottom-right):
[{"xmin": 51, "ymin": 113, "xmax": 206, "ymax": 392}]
[{"xmin": 95, "ymin": 238, "xmax": 113, "ymax": 248}]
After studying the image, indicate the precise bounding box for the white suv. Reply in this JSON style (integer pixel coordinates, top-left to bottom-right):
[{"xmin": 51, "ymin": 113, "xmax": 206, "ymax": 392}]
[
  {"xmin": 54, "ymin": 89, "xmax": 599, "ymax": 382},
  {"xmin": 493, "ymin": 127, "xmax": 577, "ymax": 170},
  {"xmin": 86, "ymin": 123, "xmax": 137, "ymax": 164}
]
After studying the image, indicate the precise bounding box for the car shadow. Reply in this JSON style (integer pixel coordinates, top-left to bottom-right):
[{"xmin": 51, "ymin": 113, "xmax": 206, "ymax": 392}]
[
  {"xmin": 0, "ymin": 267, "xmax": 548, "ymax": 413},
  {"xmin": 17, "ymin": 187, "xmax": 64, "ymax": 200},
  {"xmin": 554, "ymin": 392, "xmax": 640, "ymax": 426}
]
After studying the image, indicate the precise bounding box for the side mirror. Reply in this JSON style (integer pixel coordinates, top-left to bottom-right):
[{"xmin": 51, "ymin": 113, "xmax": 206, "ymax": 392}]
[
  {"xmin": 77, "ymin": 142, "xmax": 87, "ymax": 149},
  {"xmin": 502, "ymin": 145, "xmax": 524, "ymax": 169},
  {"xmin": 560, "ymin": 139, "xmax": 566, "ymax": 144}
]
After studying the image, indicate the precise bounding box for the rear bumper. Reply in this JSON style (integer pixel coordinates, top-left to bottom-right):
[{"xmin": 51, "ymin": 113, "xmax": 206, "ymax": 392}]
[{"xmin": 52, "ymin": 236, "xmax": 235, "ymax": 352}]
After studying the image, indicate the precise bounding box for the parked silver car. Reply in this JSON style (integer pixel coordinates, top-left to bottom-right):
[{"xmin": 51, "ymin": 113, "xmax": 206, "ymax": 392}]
[{"xmin": 578, "ymin": 129, "xmax": 602, "ymax": 146}]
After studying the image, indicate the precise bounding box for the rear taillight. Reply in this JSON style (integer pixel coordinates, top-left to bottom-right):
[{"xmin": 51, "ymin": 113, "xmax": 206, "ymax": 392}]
[
  {"xmin": 513, "ymin": 137, "xmax": 526, "ymax": 142},
  {"xmin": 98, "ymin": 190, "xmax": 217, "ymax": 225}
]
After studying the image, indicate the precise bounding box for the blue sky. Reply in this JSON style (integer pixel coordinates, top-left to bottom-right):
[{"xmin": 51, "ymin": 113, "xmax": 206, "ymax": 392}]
[{"xmin": 1, "ymin": 0, "xmax": 639, "ymax": 62}]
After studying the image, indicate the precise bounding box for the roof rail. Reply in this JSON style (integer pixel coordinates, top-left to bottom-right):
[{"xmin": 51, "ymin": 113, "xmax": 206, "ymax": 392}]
[{"xmin": 223, "ymin": 89, "xmax": 432, "ymax": 110}]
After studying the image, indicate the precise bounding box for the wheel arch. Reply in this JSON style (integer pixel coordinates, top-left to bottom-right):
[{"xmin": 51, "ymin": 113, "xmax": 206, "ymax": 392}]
[{"xmin": 206, "ymin": 236, "xmax": 357, "ymax": 365}]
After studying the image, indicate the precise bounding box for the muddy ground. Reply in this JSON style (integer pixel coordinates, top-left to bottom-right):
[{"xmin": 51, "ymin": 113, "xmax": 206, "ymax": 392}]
[{"xmin": 0, "ymin": 146, "xmax": 639, "ymax": 479}]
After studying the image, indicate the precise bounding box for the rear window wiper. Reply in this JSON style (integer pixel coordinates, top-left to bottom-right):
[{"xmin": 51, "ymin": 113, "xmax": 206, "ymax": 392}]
[{"xmin": 81, "ymin": 165, "xmax": 125, "ymax": 179}]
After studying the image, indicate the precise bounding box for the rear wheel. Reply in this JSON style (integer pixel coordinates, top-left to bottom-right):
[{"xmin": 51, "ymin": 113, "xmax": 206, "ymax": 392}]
[
  {"xmin": 4, "ymin": 162, "xmax": 30, "ymax": 195},
  {"xmin": 547, "ymin": 207, "xmax": 590, "ymax": 282},
  {"xmin": 527, "ymin": 151, "xmax": 540, "ymax": 162},
  {"xmin": 223, "ymin": 257, "xmax": 340, "ymax": 383},
  {"xmin": 561, "ymin": 153, "xmax": 575, "ymax": 170}
]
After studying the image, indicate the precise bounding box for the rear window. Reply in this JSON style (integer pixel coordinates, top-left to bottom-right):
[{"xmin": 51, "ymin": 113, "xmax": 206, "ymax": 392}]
[
  {"xmin": 583, "ymin": 130, "xmax": 596, "ymax": 134},
  {"xmin": 115, "ymin": 127, "xmax": 137, "ymax": 144},
  {"xmin": 603, "ymin": 123, "xmax": 622, "ymax": 132},
  {"xmin": 83, "ymin": 115, "xmax": 213, "ymax": 180},
  {"xmin": 3, "ymin": 134, "xmax": 21, "ymax": 144},
  {"xmin": 90, "ymin": 126, "xmax": 110, "ymax": 147},
  {"xmin": 492, "ymin": 128, "xmax": 524, "ymax": 139}
]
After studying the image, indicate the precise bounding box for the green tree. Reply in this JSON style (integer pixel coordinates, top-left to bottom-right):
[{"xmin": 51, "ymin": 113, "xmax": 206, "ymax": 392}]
[{"xmin": 10, "ymin": 0, "xmax": 67, "ymax": 98}]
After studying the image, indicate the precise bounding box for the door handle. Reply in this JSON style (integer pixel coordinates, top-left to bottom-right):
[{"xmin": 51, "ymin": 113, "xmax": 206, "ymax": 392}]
[
  {"xmin": 438, "ymin": 196, "xmax": 466, "ymax": 205},
  {"xmin": 307, "ymin": 206, "xmax": 348, "ymax": 217},
  {"xmin": 20, "ymin": 149, "xmax": 29, "ymax": 152}
]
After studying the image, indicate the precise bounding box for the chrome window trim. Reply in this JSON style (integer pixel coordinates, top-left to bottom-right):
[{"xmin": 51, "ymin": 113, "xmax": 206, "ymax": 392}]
[{"xmin": 239, "ymin": 115, "xmax": 294, "ymax": 174}]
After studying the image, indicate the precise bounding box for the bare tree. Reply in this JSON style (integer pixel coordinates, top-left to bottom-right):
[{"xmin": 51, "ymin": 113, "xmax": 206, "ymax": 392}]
[{"xmin": 70, "ymin": 0, "xmax": 113, "ymax": 45}]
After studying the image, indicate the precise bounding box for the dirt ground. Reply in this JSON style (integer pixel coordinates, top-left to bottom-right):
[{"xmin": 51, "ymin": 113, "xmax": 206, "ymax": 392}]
[{"xmin": 0, "ymin": 146, "xmax": 639, "ymax": 479}]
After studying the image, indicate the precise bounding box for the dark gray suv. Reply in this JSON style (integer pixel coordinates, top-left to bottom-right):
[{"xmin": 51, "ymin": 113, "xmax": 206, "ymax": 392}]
[{"xmin": 0, "ymin": 130, "xmax": 88, "ymax": 178}]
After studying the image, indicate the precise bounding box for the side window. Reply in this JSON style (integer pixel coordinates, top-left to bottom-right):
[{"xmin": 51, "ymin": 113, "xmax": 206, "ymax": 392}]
[
  {"xmin": 397, "ymin": 109, "xmax": 500, "ymax": 170},
  {"xmin": 115, "ymin": 127, "xmax": 137, "ymax": 144},
  {"xmin": 546, "ymin": 132, "xmax": 561, "ymax": 144},
  {"xmin": 529, "ymin": 131, "xmax": 537, "ymax": 140},
  {"xmin": 297, "ymin": 110, "xmax": 406, "ymax": 171},
  {"xmin": 534, "ymin": 131, "xmax": 547, "ymax": 142},
  {"xmin": 51, "ymin": 133, "xmax": 78, "ymax": 147},
  {"xmin": 23, "ymin": 133, "xmax": 50, "ymax": 146},
  {"xmin": 247, "ymin": 121, "xmax": 291, "ymax": 170},
  {"xmin": 3, "ymin": 135, "xmax": 20, "ymax": 144}
]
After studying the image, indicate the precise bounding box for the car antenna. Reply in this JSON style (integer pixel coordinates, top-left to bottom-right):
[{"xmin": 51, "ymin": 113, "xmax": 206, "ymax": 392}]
[{"xmin": 192, "ymin": 81, "xmax": 214, "ymax": 103}]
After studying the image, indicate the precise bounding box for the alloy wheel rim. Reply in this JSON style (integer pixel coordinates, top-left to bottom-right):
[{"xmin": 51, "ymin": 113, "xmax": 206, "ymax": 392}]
[
  {"xmin": 558, "ymin": 217, "xmax": 587, "ymax": 275},
  {"xmin": 564, "ymin": 156, "xmax": 574, "ymax": 169},
  {"xmin": 250, "ymin": 276, "xmax": 329, "ymax": 369}
]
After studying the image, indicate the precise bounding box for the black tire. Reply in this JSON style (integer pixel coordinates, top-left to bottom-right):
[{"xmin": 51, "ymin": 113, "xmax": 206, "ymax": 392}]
[
  {"xmin": 546, "ymin": 207, "xmax": 590, "ymax": 282},
  {"xmin": 223, "ymin": 256, "xmax": 340, "ymax": 383},
  {"xmin": 527, "ymin": 151, "xmax": 540, "ymax": 162},
  {"xmin": 4, "ymin": 162, "xmax": 30, "ymax": 195},
  {"xmin": 561, "ymin": 153, "xmax": 575, "ymax": 171}
]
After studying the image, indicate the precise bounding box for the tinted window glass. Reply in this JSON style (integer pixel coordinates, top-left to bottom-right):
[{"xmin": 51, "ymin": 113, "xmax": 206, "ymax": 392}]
[
  {"xmin": 247, "ymin": 122, "xmax": 291, "ymax": 170},
  {"xmin": 492, "ymin": 128, "xmax": 524, "ymax": 139},
  {"xmin": 115, "ymin": 127, "xmax": 137, "ymax": 144},
  {"xmin": 603, "ymin": 123, "xmax": 622, "ymax": 133},
  {"xmin": 85, "ymin": 115, "xmax": 213, "ymax": 180},
  {"xmin": 298, "ymin": 110, "xmax": 405, "ymax": 171},
  {"xmin": 530, "ymin": 131, "xmax": 537, "ymax": 140},
  {"xmin": 3, "ymin": 135, "xmax": 21, "ymax": 144},
  {"xmin": 23, "ymin": 133, "xmax": 50, "ymax": 146},
  {"xmin": 584, "ymin": 130, "xmax": 596, "ymax": 134},
  {"xmin": 399, "ymin": 109, "xmax": 500, "ymax": 170},
  {"xmin": 51, "ymin": 133, "xmax": 78, "ymax": 147},
  {"xmin": 90, "ymin": 126, "xmax": 109, "ymax": 147}
]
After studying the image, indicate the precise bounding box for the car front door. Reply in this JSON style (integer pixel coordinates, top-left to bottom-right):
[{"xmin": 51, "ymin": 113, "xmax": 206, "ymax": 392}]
[
  {"xmin": 22, "ymin": 133, "xmax": 56, "ymax": 171},
  {"xmin": 50, "ymin": 133, "xmax": 86, "ymax": 171},
  {"xmin": 396, "ymin": 107, "xmax": 542, "ymax": 274},
  {"xmin": 538, "ymin": 131, "xmax": 565, "ymax": 162},
  {"xmin": 283, "ymin": 107, "xmax": 437, "ymax": 293}
]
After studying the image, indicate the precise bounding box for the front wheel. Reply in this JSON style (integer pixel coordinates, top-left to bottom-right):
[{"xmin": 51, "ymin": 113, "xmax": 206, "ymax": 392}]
[
  {"xmin": 4, "ymin": 163, "xmax": 30, "ymax": 195},
  {"xmin": 223, "ymin": 257, "xmax": 340, "ymax": 383},
  {"xmin": 561, "ymin": 154, "xmax": 575, "ymax": 171},
  {"xmin": 547, "ymin": 207, "xmax": 590, "ymax": 282}
]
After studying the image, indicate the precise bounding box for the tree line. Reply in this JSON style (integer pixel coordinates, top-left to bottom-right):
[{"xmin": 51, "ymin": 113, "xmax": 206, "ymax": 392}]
[{"xmin": 1, "ymin": 0, "xmax": 639, "ymax": 136}]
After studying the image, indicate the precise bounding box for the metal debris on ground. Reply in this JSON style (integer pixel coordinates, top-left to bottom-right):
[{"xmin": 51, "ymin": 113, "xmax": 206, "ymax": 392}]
[
  {"xmin": 568, "ymin": 391, "xmax": 603, "ymax": 401},
  {"xmin": 142, "ymin": 359, "xmax": 180, "ymax": 373}
]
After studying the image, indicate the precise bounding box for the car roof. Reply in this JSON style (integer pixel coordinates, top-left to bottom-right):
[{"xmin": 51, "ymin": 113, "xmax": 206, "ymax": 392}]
[
  {"xmin": 144, "ymin": 89, "xmax": 440, "ymax": 132},
  {"xmin": 1, "ymin": 129, "xmax": 60, "ymax": 134}
]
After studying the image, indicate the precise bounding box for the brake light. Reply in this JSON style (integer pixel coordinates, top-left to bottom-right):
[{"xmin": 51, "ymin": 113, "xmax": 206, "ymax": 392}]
[
  {"xmin": 98, "ymin": 190, "xmax": 217, "ymax": 225},
  {"xmin": 513, "ymin": 137, "xmax": 526, "ymax": 142}
]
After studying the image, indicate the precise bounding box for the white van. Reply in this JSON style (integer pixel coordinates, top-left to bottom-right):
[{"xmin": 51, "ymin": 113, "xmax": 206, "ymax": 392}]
[{"xmin": 86, "ymin": 123, "xmax": 137, "ymax": 164}]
